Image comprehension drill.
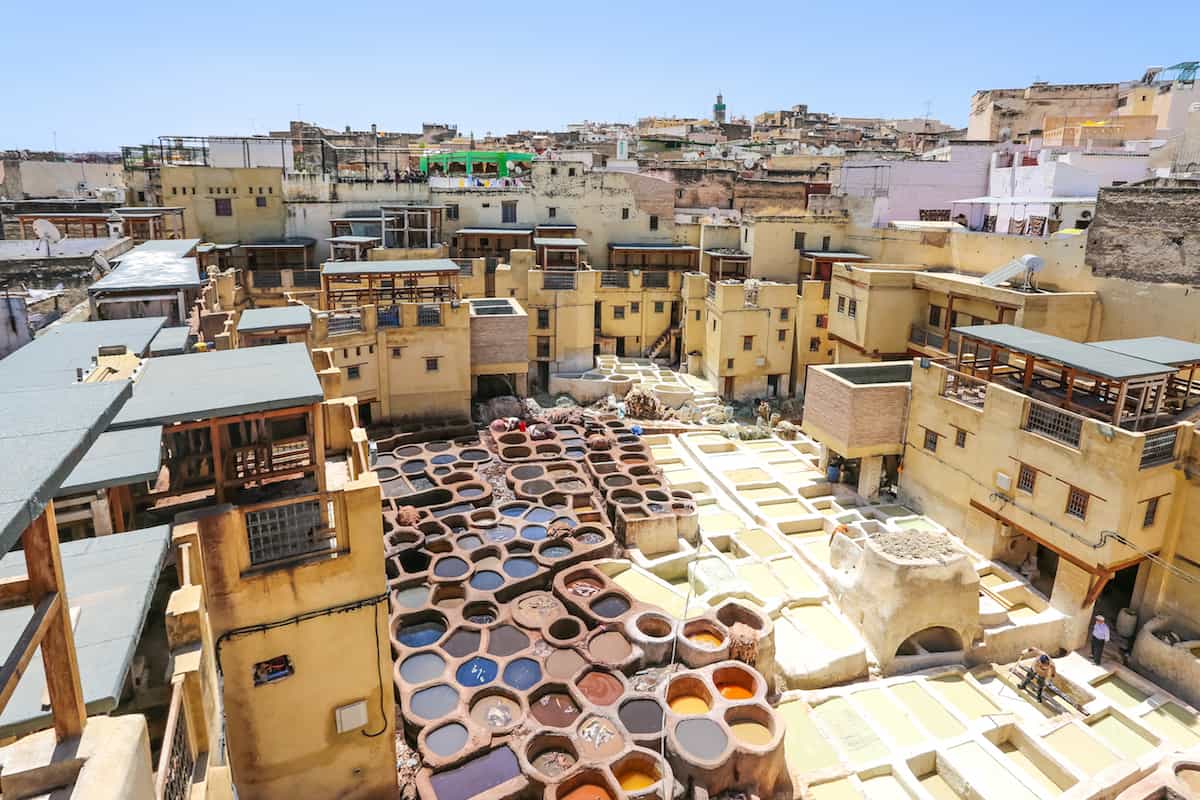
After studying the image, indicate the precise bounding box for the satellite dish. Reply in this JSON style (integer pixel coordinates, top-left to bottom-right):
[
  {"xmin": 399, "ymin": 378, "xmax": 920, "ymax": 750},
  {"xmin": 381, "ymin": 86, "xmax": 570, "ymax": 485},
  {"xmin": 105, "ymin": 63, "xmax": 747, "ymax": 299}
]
[
  {"xmin": 743, "ymin": 156, "xmax": 756, "ymax": 169},
  {"xmin": 33, "ymin": 219, "xmax": 63, "ymax": 244}
]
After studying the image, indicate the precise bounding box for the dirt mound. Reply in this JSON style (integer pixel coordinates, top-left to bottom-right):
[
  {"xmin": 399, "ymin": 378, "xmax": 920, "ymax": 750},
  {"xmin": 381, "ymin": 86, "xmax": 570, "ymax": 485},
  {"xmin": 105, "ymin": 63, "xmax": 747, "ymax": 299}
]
[{"xmin": 872, "ymin": 529, "xmax": 959, "ymax": 562}]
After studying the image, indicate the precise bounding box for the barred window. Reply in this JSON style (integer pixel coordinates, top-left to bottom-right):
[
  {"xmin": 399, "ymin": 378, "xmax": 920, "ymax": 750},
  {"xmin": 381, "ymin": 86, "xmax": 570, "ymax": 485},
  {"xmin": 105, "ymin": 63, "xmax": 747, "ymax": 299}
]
[
  {"xmin": 418, "ymin": 305, "xmax": 441, "ymax": 326},
  {"xmin": 1066, "ymin": 487, "xmax": 1089, "ymax": 520},
  {"xmin": 954, "ymin": 428, "xmax": 967, "ymax": 448},
  {"xmin": 630, "ymin": 302, "xmax": 640, "ymax": 314},
  {"xmin": 426, "ymin": 358, "xmax": 440, "ymax": 372},
  {"xmin": 346, "ymin": 366, "xmax": 360, "ymax": 380},
  {"xmin": 848, "ymin": 299, "xmax": 858, "ymax": 319},
  {"xmin": 1143, "ymin": 496, "xmax": 1159, "ymax": 528},
  {"xmin": 536, "ymin": 337, "xmax": 550, "ymax": 358},
  {"xmin": 779, "ymin": 308, "xmax": 789, "ymax": 322},
  {"xmin": 923, "ymin": 429, "xmax": 938, "ymax": 452},
  {"xmin": 837, "ymin": 296, "xmax": 846, "ymax": 313},
  {"xmin": 654, "ymin": 301, "xmax": 664, "ymax": 313},
  {"xmin": 809, "ymin": 337, "xmax": 820, "ymax": 352},
  {"xmin": 537, "ymin": 309, "xmax": 550, "ymax": 329},
  {"xmin": 778, "ymin": 329, "xmax": 787, "ymax": 342},
  {"xmin": 743, "ymin": 336, "xmax": 753, "ymax": 351},
  {"xmin": 1017, "ymin": 464, "xmax": 1036, "ymax": 493},
  {"xmin": 613, "ymin": 305, "xmax": 625, "ymax": 320}
]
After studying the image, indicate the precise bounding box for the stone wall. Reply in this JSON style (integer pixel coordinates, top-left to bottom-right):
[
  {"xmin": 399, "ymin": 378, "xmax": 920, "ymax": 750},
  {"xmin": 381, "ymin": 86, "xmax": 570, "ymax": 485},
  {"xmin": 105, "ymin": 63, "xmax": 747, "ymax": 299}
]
[{"xmin": 1085, "ymin": 186, "xmax": 1200, "ymax": 284}]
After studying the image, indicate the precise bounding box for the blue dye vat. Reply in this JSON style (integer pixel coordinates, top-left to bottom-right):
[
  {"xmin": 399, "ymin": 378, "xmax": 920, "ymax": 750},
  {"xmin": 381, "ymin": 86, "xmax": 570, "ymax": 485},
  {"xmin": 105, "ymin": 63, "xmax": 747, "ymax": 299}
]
[
  {"xmin": 398, "ymin": 620, "xmax": 446, "ymax": 647},
  {"xmin": 457, "ymin": 535, "xmax": 483, "ymax": 550},
  {"xmin": 503, "ymin": 658, "xmax": 541, "ymax": 690},
  {"xmin": 486, "ymin": 525, "xmax": 516, "ymax": 543},
  {"xmin": 503, "ymin": 558, "xmax": 537, "ymax": 578},
  {"xmin": 433, "ymin": 556, "xmax": 469, "ymax": 578},
  {"xmin": 431, "ymin": 454, "xmax": 456, "ymax": 465},
  {"xmin": 520, "ymin": 525, "xmax": 548, "ymax": 541},
  {"xmin": 551, "ymin": 517, "xmax": 577, "ymax": 529},
  {"xmin": 470, "ymin": 571, "xmax": 504, "ymax": 591},
  {"xmin": 500, "ymin": 503, "xmax": 529, "ymax": 518},
  {"xmin": 541, "ymin": 544, "xmax": 571, "ymax": 559},
  {"xmin": 456, "ymin": 657, "xmax": 498, "ymax": 687},
  {"xmin": 525, "ymin": 507, "xmax": 555, "ymax": 523}
]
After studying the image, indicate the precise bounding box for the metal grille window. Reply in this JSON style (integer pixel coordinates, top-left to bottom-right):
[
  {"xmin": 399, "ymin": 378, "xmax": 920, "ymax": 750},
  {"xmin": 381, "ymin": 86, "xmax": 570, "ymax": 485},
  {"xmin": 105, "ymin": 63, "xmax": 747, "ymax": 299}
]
[
  {"xmin": 923, "ymin": 429, "xmax": 938, "ymax": 452},
  {"xmin": 376, "ymin": 306, "xmax": 401, "ymax": 327},
  {"xmin": 654, "ymin": 301, "xmax": 664, "ymax": 313},
  {"xmin": 600, "ymin": 271, "xmax": 629, "ymax": 288},
  {"xmin": 848, "ymin": 300, "xmax": 858, "ymax": 319},
  {"xmin": 293, "ymin": 270, "xmax": 321, "ymax": 287},
  {"xmin": 613, "ymin": 305, "xmax": 625, "ymax": 320},
  {"xmin": 542, "ymin": 272, "xmax": 576, "ymax": 290},
  {"xmin": 426, "ymin": 358, "xmax": 439, "ymax": 372},
  {"xmin": 643, "ymin": 271, "xmax": 669, "ymax": 288},
  {"xmin": 537, "ymin": 337, "xmax": 550, "ymax": 358},
  {"xmin": 837, "ymin": 296, "xmax": 846, "ymax": 314},
  {"xmin": 1143, "ymin": 496, "xmax": 1160, "ymax": 528},
  {"xmin": 346, "ymin": 366, "xmax": 360, "ymax": 380},
  {"xmin": 1140, "ymin": 428, "xmax": 1178, "ymax": 468},
  {"xmin": 418, "ymin": 305, "xmax": 442, "ymax": 326},
  {"xmin": 929, "ymin": 305, "xmax": 942, "ymax": 327},
  {"xmin": 630, "ymin": 302, "xmax": 640, "ymax": 314},
  {"xmin": 778, "ymin": 329, "xmax": 787, "ymax": 342},
  {"xmin": 1017, "ymin": 464, "xmax": 1036, "ymax": 493},
  {"xmin": 779, "ymin": 308, "xmax": 789, "ymax": 322},
  {"xmin": 537, "ymin": 309, "xmax": 550, "ymax": 329},
  {"xmin": 954, "ymin": 428, "xmax": 967, "ymax": 448},
  {"xmin": 246, "ymin": 500, "xmax": 328, "ymax": 566},
  {"xmin": 1024, "ymin": 403, "xmax": 1082, "ymax": 447},
  {"xmin": 1065, "ymin": 487, "xmax": 1090, "ymax": 519},
  {"xmin": 158, "ymin": 683, "xmax": 195, "ymax": 800}
]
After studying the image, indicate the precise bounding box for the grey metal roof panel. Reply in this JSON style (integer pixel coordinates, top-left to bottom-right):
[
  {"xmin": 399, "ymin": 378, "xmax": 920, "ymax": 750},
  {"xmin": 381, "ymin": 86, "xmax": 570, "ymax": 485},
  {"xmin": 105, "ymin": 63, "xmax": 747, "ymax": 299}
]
[
  {"xmin": 57, "ymin": 426, "xmax": 163, "ymax": 496},
  {"xmin": 237, "ymin": 305, "xmax": 313, "ymax": 333},
  {"xmin": 0, "ymin": 317, "xmax": 166, "ymax": 389},
  {"xmin": 110, "ymin": 343, "xmax": 323, "ymax": 428},
  {"xmin": 149, "ymin": 326, "xmax": 191, "ymax": 356},
  {"xmin": 953, "ymin": 324, "xmax": 1175, "ymax": 381},
  {"xmin": 322, "ymin": 259, "xmax": 460, "ymax": 276},
  {"xmin": 0, "ymin": 381, "xmax": 131, "ymax": 554},
  {"xmin": 608, "ymin": 243, "xmax": 699, "ymax": 251},
  {"xmin": 0, "ymin": 525, "xmax": 169, "ymax": 738},
  {"xmin": 90, "ymin": 239, "xmax": 202, "ymax": 292},
  {"xmin": 453, "ymin": 227, "xmax": 534, "ymax": 235},
  {"xmin": 533, "ymin": 238, "xmax": 588, "ymax": 247},
  {"xmin": 1090, "ymin": 336, "xmax": 1200, "ymax": 367}
]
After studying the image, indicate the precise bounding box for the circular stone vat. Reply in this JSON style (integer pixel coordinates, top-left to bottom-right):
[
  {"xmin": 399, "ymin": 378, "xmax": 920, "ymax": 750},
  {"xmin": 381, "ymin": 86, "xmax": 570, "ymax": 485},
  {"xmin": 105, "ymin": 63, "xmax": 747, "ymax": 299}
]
[
  {"xmin": 456, "ymin": 534, "xmax": 483, "ymax": 550},
  {"xmin": 397, "ymin": 549, "xmax": 431, "ymax": 574},
  {"xmin": 394, "ymin": 445, "xmax": 422, "ymax": 458},
  {"xmin": 498, "ymin": 433, "xmax": 525, "ymax": 445},
  {"xmin": 521, "ymin": 525, "xmax": 548, "ymax": 541},
  {"xmin": 527, "ymin": 735, "xmax": 579, "ymax": 780},
  {"xmin": 432, "ymin": 556, "xmax": 470, "ymax": 579},
  {"xmin": 469, "ymin": 691, "xmax": 521, "ymax": 730},
  {"xmin": 574, "ymin": 528, "xmax": 605, "ymax": 546},
  {"xmin": 545, "ymin": 648, "xmax": 587, "ymax": 679},
  {"xmin": 485, "ymin": 525, "xmax": 517, "ymax": 543},
  {"xmin": 613, "ymin": 752, "xmax": 662, "ymax": 793},
  {"xmin": 589, "ymin": 631, "xmax": 632, "ymax": 663},
  {"xmin": 576, "ymin": 717, "xmax": 625, "ymax": 759},
  {"xmin": 547, "ymin": 618, "xmax": 583, "ymax": 644},
  {"xmin": 634, "ymin": 612, "xmax": 674, "ymax": 641},
  {"xmin": 426, "ymin": 440, "xmax": 452, "ymax": 452},
  {"xmin": 410, "ymin": 683, "xmax": 458, "ymax": 720},
  {"xmin": 724, "ymin": 704, "xmax": 774, "ymax": 747},
  {"xmin": 666, "ymin": 676, "xmax": 712, "ymax": 715},
  {"xmin": 400, "ymin": 459, "xmax": 427, "ymax": 475},
  {"xmin": 502, "ymin": 557, "xmax": 538, "ymax": 578},
  {"xmin": 391, "ymin": 585, "xmax": 428, "ymax": 610},
  {"xmin": 526, "ymin": 506, "xmax": 556, "ymax": 523},
  {"xmin": 682, "ymin": 620, "xmax": 726, "ymax": 650},
  {"xmin": 431, "ymin": 584, "xmax": 465, "ymax": 609},
  {"xmin": 510, "ymin": 466, "xmax": 542, "ymax": 481},
  {"xmin": 375, "ymin": 465, "xmax": 401, "ymax": 482},
  {"xmin": 441, "ymin": 629, "xmax": 481, "ymax": 658},
  {"xmin": 460, "ymin": 448, "xmax": 489, "ymax": 462},
  {"xmin": 675, "ymin": 718, "xmax": 728, "ymax": 761},
  {"xmin": 470, "ymin": 571, "xmax": 504, "ymax": 591},
  {"xmin": 462, "ymin": 602, "xmax": 498, "ymax": 625},
  {"xmin": 539, "ymin": 541, "xmax": 573, "ymax": 560},
  {"xmin": 396, "ymin": 618, "xmax": 446, "ymax": 648},
  {"xmin": 590, "ymin": 594, "xmax": 631, "ymax": 619},
  {"xmin": 487, "ymin": 625, "xmax": 529, "ymax": 657},
  {"xmin": 459, "ymin": 484, "xmax": 486, "ymax": 499},
  {"xmin": 523, "ymin": 479, "xmax": 554, "ymax": 495},
  {"xmin": 399, "ymin": 652, "xmax": 445, "ymax": 684},
  {"xmin": 502, "ymin": 657, "xmax": 541, "ymax": 690},
  {"xmin": 456, "ymin": 657, "xmax": 498, "ymax": 687},
  {"xmin": 619, "ymin": 698, "xmax": 665, "ymax": 735},
  {"xmin": 425, "ymin": 722, "xmax": 469, "ymax": 757},
  {"xmin": 567, "ymin": 577, "xmax": 603, "ymax": 598},
  {"xmin": 531, "ymin": 690, "xmax": 581, "ymax": 727},
  {"xmin": 577, "ymin": 670, "xmax": 622, "ymax": 706},
  {"xmin": 713, "ymin": 665, "xmax": 758, "ymax": 701},
  {"xmin": 431, "ymin": 453, "xmax": 456, "ymax": 465},
  {"xmin": 502, "ymin": 446, "xmax": 532, "ymax": 459}
]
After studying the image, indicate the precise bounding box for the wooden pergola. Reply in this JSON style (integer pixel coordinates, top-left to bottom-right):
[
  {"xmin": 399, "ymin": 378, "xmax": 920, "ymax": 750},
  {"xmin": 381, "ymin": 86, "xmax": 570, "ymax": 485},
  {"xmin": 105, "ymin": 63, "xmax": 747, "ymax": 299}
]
[
  {"xmin": 534, "ymin": 237, "xmax": 587, "ymax": 270},
  {"xmin": 451, "ymin": 228, "xmax": 534, "ymax": 261},
  {"xmin": 954, "ymin": 324, "xmax": 1176, "ymax": 429},
  {"xmin": 607, "ymin": 244, "xmax": 699, "ymax": 270},
  {"xmin": 704, "ymin": 249, "xmax": 750, "ymax": 282},
  {"xmin": 320, "ymin": 259, "xmax": 461, "ymax": 309}
]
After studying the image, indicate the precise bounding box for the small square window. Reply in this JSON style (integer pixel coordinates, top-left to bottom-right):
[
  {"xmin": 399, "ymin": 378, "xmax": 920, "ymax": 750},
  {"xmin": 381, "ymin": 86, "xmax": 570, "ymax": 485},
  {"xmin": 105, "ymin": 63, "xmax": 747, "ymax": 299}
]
[
  {"xmin": 848, "ymin": 300, "xmax": 858, "ymax": 319},
  {"xmin": 630, "ymin": 302, "xmax": 640, "ymax": 314},
  {"xmin": 1066, "ymin": 487, "xmax": 1089, "ymax": 519},
  {"xmin": 778, "ymin": 329, "xmax": 787, "ymax": 342},
  {"xmin": 391, "ymin": 347, "xmax": 403, "ymax": 358},
  {"xmin": 256, "ymin": 195, "xmax": 267, "ymax": 208},
  {"xmin": 1143, "ymin": 496, "xmax": 1159, "ymax": 527},
  {"xmin": 654, "ymin": 301, "xmax": 664, "ymax": 313},
  {"xmin": 613, "ymin": 306, "xmax": 625, "ymax": 320},
  {"xmin": 426, "ymin": 358, "xmax": 440, "ymax": 372},
  {"xmin": 548, "ymin": 207, "xmax": 557, "ymax": 218},
  {"xmin": 346, "ymin": 365, "xmax": 361, "ymax": 380},
  {"xmin": 537, "ymin": 308, "xmax": 550, "ymax": 329},
  {"xmin": 809, "ymin": 337, "xmax": 820, "ymax": 352},
  {"xmin": 923, "ymin": 429, "xmax": 938, "ymax": 452},
  {"xmin": 928, "ymin": 306, "xmax": 942, "ymax": 327},
  {"xmin": 446, "ymin": 204, "xmax": 459, "ymax": 220},
  {"xmin": 837, "ymin": 296, "xmax": 846, "ymax": 313},
  {"xmin": 568, "ymin": 167, "xmax": 576, "ymax": 177},
  {"xmin": 954, "ymin": 429, "xmax": 967, "ymax": 448},
  {"xmin": 743, "ymin": 335, "xmax": 753, "ymax": 350},
  {"xmin": 214, "ymin": 198, "xmax": 232, "ymax": 216},
  {"xmin": 821, "ymin": 235, "xmax": 831, "ymax": 250},
  {"xmin": 815, "ymin": 314, "xmax": 828, "ymax": 329},
  {"xmin": 779, "ymin": 308, "xmax": 789, "ymax": 322},
  {"xmin": 622, "ymin": 208, "xmax": 630, "ymax": 220},
  {"xmin": 649, "ymin": 215, "xmax": 658, "ymax": 231},
  {"xmin": 1017, "ymin": 464, "xmax": 1036, "ymax": 493},
  {"xmin": 550, "ymin": 167, "xmax": 558, "ymax": 176},
  {"xmin": 794, "ymin": 231, "xmax": 806, "ymax": 250},
  {"xmin": 726, "ymin": 358, "xmax": 734, "ymax": 369}
]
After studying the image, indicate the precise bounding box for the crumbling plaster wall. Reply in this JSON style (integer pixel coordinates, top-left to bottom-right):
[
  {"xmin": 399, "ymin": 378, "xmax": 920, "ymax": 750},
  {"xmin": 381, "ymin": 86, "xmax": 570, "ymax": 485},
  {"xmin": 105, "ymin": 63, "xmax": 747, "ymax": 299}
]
[{"xmin": 1085, "ymin": 186, "xmax": 1200, "ymax": 285}]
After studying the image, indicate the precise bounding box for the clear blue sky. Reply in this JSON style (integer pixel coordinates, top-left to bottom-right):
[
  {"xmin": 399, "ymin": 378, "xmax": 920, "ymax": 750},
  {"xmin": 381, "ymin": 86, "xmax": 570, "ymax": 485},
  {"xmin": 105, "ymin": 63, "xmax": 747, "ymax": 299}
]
[{"xmin": 3, "ymin": 0, "xmax": 1196, "ymax": 152}]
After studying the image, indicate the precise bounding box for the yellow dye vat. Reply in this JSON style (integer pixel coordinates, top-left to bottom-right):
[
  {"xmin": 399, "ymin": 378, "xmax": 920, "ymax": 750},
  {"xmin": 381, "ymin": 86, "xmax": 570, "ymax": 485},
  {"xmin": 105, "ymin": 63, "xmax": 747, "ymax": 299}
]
[
  {"xmin": 946, "ymin": 741, "xmax": 1039, "ymax": 800},
  {"xmin": 859, "ymin": 774, "xmax": 910, "ymax": 800},
  {"xmin": 611, "ymin": 570, "xmax": 688, "ymax": 619},
  {"xmin": 669, "ymin": 695, "xmax": 710, "ymax": 715},
  {"xmin": 1089, "ymin": 715, "xmax": 1155, "ymax": 759},
  {"xmin": 1043, "ymin": 724, "xmax": 1119, "ymax": 775},
  {"xmin": 784, "ymin": 604, "xmax": 860, "ymax": 651},
  {"xmin": 979, "ymin": 573, "xmax": 1010, "ymax": 590},
  {"xmin": 616, "ymin": 769, "xmax": 657, "ymax": 791},
  {"xmin": 760, "ymin": 501, "xmax": 811, "ymax": 520},
  {"xmin": 769, "ymin": 558, "xmax": 819, "ymax": 594},
  {"xmin": 738, "ymin": 528, "xmax": 784, "ymax": 557},
  {"xmin": 928, "ymin": 675, "xmax": 1001, "ymax": 720},
  {"xmin": 1140, "ymin": 703, "xmax": 1200, "ymax": 748},
  {"xmin": 917, "ymin": 772, "xmax": 962, "ymax": 800},
  {"xmin": 810, "ymin": 697, "xmax": 889, "ymax": 765},
  {"xmin": 801, "ymin": 538, "xmax": 834, "ymax": 566},
  {"xmin": 719, "ymin": 684, "xmax": 753, "ymax": 701},
  {"xmin": 730, "ymin": 721, "xmax": 772, "ymax": 746},
  {"xmin": 890, "ymin": 682, "xmax": 965, "ymax": 740},
  {"xmin": 698, "ymin": 510, "xmax": 743, "ymax": 532},
  {"xmin": 999, "ymin": 742, "xmax": 1068, "ymax": 796},
  {"xmin": 1092, "ymin": 675, "xmax": 1148, "ymax": 709},
  {"xmin": 725, "ymin": 468, "xmax": 770, "ymax": 484},
  {"xmin": 736, "ymin": 562, "xmax": 786, "ymax": 596},
  {"xmin": 663, "ymin": 467, "xmax": 702, "ymax": 485},
  {"xmin": 743, "ymin": 486, "xmax": 790, "ymax": 502},
  {"xmin": 852, "ymin": 688, "xmax": 927, "ymax": 747},
  {"xmin": 808, "ymin": 778, "xmax": 863, "ymax": 800},
  {"xmin": 1006, "ymin": 604, "xmax": 1040, "ymax": 621},
  {"xmin": 689, "ymin": 631, "xmax": 724, "ymax": 648},
  {"xmin": 777, "ymin": 701, "xmax": 840, "ymax": 775}
]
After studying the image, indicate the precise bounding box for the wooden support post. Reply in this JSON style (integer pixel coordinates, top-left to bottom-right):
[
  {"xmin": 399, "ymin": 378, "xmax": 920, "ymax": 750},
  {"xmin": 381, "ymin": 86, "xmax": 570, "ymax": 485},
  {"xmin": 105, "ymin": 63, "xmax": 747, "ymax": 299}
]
[
  {"xmin": 1113, "ymin": 381, "xmax": 1129, "ymax": 425},
  {"xmin": 209, "ymin": 421, "xmax": 225, "ymax": 504},
  {"xmin": 1023, "ymin": 354, "xmax": 1036, "ymax": 389},
  {"xmin": 1065, "ymin": 367, "xmax": 1076, "ymax": 407},
  {"xmin": 21, "ymin": 505, "xmax": 86, "ymax": 741}
]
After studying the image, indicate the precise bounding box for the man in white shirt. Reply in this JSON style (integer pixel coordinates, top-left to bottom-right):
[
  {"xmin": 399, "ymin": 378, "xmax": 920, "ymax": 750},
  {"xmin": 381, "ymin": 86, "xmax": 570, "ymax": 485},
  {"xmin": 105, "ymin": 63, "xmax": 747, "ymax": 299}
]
[{"xmin": 1090, "ymin": 614, "xmax": 1110, "ymax": 665}]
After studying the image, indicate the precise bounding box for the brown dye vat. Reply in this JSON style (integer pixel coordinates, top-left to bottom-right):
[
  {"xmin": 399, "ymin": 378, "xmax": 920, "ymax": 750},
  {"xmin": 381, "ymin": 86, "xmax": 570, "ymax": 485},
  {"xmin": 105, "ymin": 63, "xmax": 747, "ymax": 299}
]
[
  {"xmin": 567, "ymin": 577, "xmax": 603, "ymax": 598},
  {"xmin": 577, "ymin": 716, "xmax": 625, "ymax": 759},
  {"xmin": 675, "ymin": 718, "xmax": 728, "ymax": 761},
  {"xmin": 469, "ymin": 693, "xmax": 521, "ymax": 730},
  {"xmin": 578, "ymin": 671, "xmax": 623, "ymax": 706},
  {"xmin": 619, "ymin": 699, "xmax": 665, "ymax": 734},
  {"xmin": 548, "ymin": 618, "xmax": 583, "ymax": 643},
  {"xmin": 487, "ymin": 625, "xmax": 529, "ymax": 657},
  {"xmin": 546, "ymin": 648, "xmax": 587, "ymax": 679},
  {"xmin": 531, "ymin": 692, "xmax": 581, "ymax": 727},
  {"xmin": 531, "ymin": 748, "xmax": 578, "ymax": 779},
  {"xmin": 589, "ymin": 631, "xmax": 632, "ymax": 662},
  {"xmin": 442, "ymin": 629, "xmax": 481, "ymax": 658}
]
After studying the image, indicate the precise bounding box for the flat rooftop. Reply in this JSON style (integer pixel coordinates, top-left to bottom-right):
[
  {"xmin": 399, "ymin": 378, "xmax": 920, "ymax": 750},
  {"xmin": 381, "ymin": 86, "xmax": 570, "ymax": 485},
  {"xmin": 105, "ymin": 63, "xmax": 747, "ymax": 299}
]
[
  {"xmin": 1090, "ymin": 336, "xmax": 1200, "ymax": 367},
  {"xmin": 825, "ymin": 362, "xmax": 914, "ymax": 385},
  {"xmin": 802, "ymin": 250, "xmax": 871, "ymax": 259},
  {"xmin": 0, "ymin": 525, "xmax": 170, "ymax": 738},
  {"xmin": 327, "ymin": 235, "xmax": 381, "ymax": 244},
  {"xmin": 454, "ymin": 227, "xmax": 534, "ymax": 236},
  {"xmin": 0, "ymin": 317, "xmax": 167, "ymax": 389},
  {"xmin": 954, "ymin": 323, "xmax": 1175, "ymax": 381},
  {"xmin": 322, "ymin": 258, "xmax": 460, "ymax": 276},
  {"xmin": 89, "ymin": 239, "xmax": 202, "ymax": 292},
  {"xmin": 0, "ymin": 238, "xmax": 121, "ymax": 261},
  {"xmin": 609, "ymin": 243, "xmax": 699, "ymax": 251},
  {"xmin": 148, "ymin": 326, "xmax": 191, "ymax": 356},
  {"xmin": 468, "ymin": 298, "xmax": 524, "ymax": 317},
  {"xmin": 57, "ymin": 425, "xmax": 164, "ymax": 496},
  {"xmin": 111, "ymin": 343, "xmax": 323, "ymax": 429},
  {"xmin": 533, "ymin": 237, "xmax": 588, "ymax": 247},
  {"xmin": 237, "ymin": 305, "xmax": 313, "ymax": 333},
  {"xmin": 0, "ymin": 382, "xmax": 131, "ymax": 553}
]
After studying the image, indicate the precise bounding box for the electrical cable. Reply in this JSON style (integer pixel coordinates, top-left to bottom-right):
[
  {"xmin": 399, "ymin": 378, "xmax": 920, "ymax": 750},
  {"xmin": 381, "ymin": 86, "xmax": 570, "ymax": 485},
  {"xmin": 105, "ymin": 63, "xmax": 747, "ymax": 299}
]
[{"xmin": 361, "ymin": 598, "xmax": 388, "ymax": 737}]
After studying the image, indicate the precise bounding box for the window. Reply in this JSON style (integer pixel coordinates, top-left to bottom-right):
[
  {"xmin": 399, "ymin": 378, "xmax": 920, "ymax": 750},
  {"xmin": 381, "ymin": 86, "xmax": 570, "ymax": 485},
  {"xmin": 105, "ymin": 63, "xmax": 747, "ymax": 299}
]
[
  {"xmin": 837, "ymin": 296, "xmax": 846, "ymax": 313},
  {"xmin": 815, "ymin": 314, "xmax": 828, "ymax": 329},
  {"xmin": 417, "ymin": 305, "xmax": 441, "ymax": 326},
  {"xmin": 502, "ymin": 200, "xmax": 517, "ymax": 224},
  {"xmin": 268, "ymin": 186, "xmax": 272, "ymax": 194},
  {"xmin": 568, "ymin": 167, "xmax": 576, "ymax": 177},
  {"xmin": 654, "ymin": 301, "xmax": 664, "ymax": 313},
  {"xmin": 622, "ymin": 207, "xmax": 630, "ymax": 220},
  {"xmin": 794, "ymin": 232, "xmax": 806, "ymax": 250},
  {"xmin": 743, "ymin": 336, "xmax": 753, "ymax": 350},
  {"xmin": 928, "ymin": 305, "xmax": 942, "ymax": 327},
  {"xmin": 171, "ymin": 186, "xmax": 177, "ymax": 195},
  {"xmin": 253, "ymin": 655, "xmax": 294, "ymax": 686},
  {"xmin": 425, "ymin": 357, "xmax": 440, "ymax": 372},
  {"xmin": 550, "ymin": 167, "xmax": 558, "ymax": 176},
  {"xmin": 712, "ymin": 319, "xmax": 717, "ymax": 331},
  {"xmin": 613, "ymin": 305, "xmax": 625, "ymax": 319},
  {"xmin": 446, "ymin": 204, "xmax": 459, "ymax": 220},
  {"xmin": 649, "ymin": 215, "xmax": 658, "ymax": 231},
  {"xmin": 391, "ymin": 347, "xmax": 403, "ymax": 358},
  {"xmin": 1143, "ymin": 496, "xmax": 1159, "ymax": 527},
  {"xmin": 630, "ymin": 302, "xmax": 640, "ymax": 314},
  {"xmin": 346, "ymin": 366, "xmax": 361, "ymax": 380},
  {"xmin": 548, "ymin": 207, "xmax": 557, "ymax": 218},
  {"xmin": 1065, "ymin": 487, "xmax": 1089, "ymax": 520},
  {"xmin": 214, "ymin": 198, "xmax": 233, "ymax": 216},
  {"xmin": 778, "ymin": 329, "xmax": 788, "ymax": 342},
  {"xmin": 954, "ymin": 428, "xmax": 967, "ymax": 448},
  {"xmin": 923, "ymin": 429, "xmax": 939, "ymax": 452},
  {"xmin": 809, "ymin": 337, "xmax": 821, "ymax": 352},
  {"xmin": 821, "ymin": 235, "xmax": 831, "ymax": 250},
  {"xmin": 137, "ymin": 191, "xmax": 146, "ymax": 202},
  {"xmin": 537, "ymin": 308, "xmax": 550, "ymax": 329},
  {"xmin": 537, "ymin": 337, "xmax": 551, "ymax": 358},
  {"xmin": 726, "ymin": 358, "xmax": 734, "ymax": 369},
  {"xmin": 847, "ymin": 299, "xmax": 858, "ymax": 319},
  {"xmin": 1017, "ymin": 464, "xmax": 1036, "ymax": 493},
  {"xmin": 694, "ymin": 309, "xmax": 701, "ymax": 321},
  {"xmin": 744, "ymin": 228, "xmax": 749, "ymax": 242},
  {"xmin": 779, "ymin": 308, "xmax": 789, "ymax": 322},
  {"xmin": 256, "ymin": 196, "xmax": 267, "ymax": 208},
  {"xmin": 479, "ymin": 238, "xmax": 489, "ymax": 247}
]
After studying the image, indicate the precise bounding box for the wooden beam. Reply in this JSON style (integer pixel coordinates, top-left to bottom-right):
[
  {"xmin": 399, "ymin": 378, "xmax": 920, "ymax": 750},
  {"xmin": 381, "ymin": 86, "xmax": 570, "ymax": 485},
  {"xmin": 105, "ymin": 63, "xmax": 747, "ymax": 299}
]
[
  {"xmin": 0, "ymin": 575, "xmax": 31, "ymax": 610},
  {"xmin": 1083, "ymin": 572, "xmax": 1113, "ymax": 609},
  {"xmin": 0, "ymin": 593, "xmax": 61, "ymax": 712}
]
